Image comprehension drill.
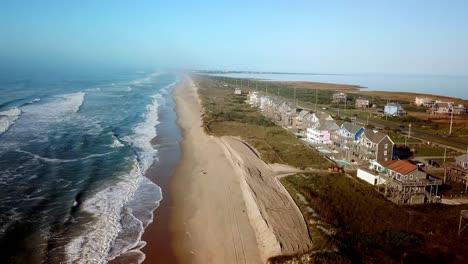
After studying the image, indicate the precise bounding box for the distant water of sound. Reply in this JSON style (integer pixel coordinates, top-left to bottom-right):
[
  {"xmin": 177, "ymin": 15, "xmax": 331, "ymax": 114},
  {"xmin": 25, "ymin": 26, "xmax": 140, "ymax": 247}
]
[
  {"xmin": 0, "ymin": 71, "xmax": 179, "ymax": 263},
  {"xmin": 208, "ymin": 73, "xmax": 468, "ymax": 99}
]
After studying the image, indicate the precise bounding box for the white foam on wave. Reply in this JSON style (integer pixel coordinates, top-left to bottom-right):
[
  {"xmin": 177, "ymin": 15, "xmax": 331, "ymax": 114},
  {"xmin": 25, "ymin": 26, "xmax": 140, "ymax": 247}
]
[
  {"xmin": 26, "ymin": 98, "xmax": 41, "ymax": 104},
  {"xmin": 21, "ymin": 92, "xmax": 85, "ymax": 117},
  {"xmin": 16, "ymin": 149, "xmax": 114, "ymax": 163},
  {"xmin": 64, "ymin": 81, "xmax": 177, "ymax": 264},
  {"xmin": 131, "ymin": 72, "xmax": 161, "ymax": 86},
  {"xmin": 111, "ymin": 135, "xmax": 125, "ymax": 148},
  {"xmin": 0, "ymin": 107, "xmax": 22, "ymax": 135},
  {"xmin": 65, "ymin": 159, "xmax": 162, "ymax": 264},
  {"xmin": 122, "ymin": 95, "xmax": 160, "ymax": 171},
  {"xmin": 0, "ymin": 92, "xmax": 88, "ymax": 146},
  {"xmin": 85, "ymin": 87, "xmax": 101, "ymax": 92}
]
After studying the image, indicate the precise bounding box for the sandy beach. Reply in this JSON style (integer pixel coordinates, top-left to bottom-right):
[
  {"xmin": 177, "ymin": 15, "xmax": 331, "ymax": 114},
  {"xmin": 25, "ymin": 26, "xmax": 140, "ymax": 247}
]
[
  {"xmin": 168, "ymin": 76, "xmax": 262, "ymax": 263},
  {"xmin": 144, "ymin": 76, "xmax": 313, "ymax": 264}
]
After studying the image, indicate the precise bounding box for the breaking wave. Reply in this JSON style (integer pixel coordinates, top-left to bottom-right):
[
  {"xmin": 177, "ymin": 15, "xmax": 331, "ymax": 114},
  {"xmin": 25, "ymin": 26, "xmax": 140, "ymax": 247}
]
[
  {"xmin": 64, "ymin": 81, "xmax": 176, "ymax": 263},
  {"xmin": 16, "ymin": 149, "xmax": 114, "ymax": 163},
  {"xmin": 0, "ymin": 107, "xmax": 22, "ymax": 136}
]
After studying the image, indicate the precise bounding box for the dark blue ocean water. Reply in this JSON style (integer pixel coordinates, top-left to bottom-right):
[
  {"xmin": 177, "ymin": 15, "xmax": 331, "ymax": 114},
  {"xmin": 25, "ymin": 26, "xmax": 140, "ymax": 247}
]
[{"xmin": 0, "ymin": 71, "xmax": 178, "ymax": 263}]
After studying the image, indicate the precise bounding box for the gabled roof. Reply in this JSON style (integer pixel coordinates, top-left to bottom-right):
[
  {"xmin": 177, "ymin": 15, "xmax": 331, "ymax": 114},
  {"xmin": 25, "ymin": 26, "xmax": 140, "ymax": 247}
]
[
  {"xmin": 314, "ymin": 111, "xmax": 332, "ymax": 120},
  {"xmin": 434, "ymin": 102, "xmax": 450, "ymax": 109},
  {"xmin": 379, "ymin": 160, "xmax": 417, "ymax": 175},
  {"xmin": 362, "ymin": 130, "xmax": 390, "ymax": 144},
  {"xmin": 316, "ymin": 120, "xmax": 339, "ymax": 131},
  {"xmin": 407, "ymin": 170, "xmax": 427, "ymax": 179},
  {"xmin": 355, "ymin": 98, "xmax": 369, "ymax": 102},
  {"xmin": 297, "ymin": 110, "xmax": 310, "ymax": 118},
  {"xmin": 342, "ymin": 122, "xmax": 364, "ymax": 135}
]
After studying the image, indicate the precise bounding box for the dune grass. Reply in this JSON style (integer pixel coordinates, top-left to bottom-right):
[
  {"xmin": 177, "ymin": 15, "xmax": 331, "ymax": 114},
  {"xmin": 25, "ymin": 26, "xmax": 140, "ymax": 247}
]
[{"xmin": 279, "ymin": 172, "xmax": 468, "ymax": 263}]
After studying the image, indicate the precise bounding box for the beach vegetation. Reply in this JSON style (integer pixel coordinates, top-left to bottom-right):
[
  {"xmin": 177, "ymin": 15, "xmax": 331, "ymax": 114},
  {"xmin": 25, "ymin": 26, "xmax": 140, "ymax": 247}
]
[{"xmin": 280, "ymin": 172, "xmax": 468, "ymax": 263}]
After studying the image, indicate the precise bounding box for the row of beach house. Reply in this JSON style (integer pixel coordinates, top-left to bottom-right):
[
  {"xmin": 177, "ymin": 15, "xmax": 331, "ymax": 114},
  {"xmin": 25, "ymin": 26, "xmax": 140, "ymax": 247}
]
[
  {"xmin": 415, "ymin": 96, "xmax": 466, "ymax": 115},
  {"xmin": 248, "ymin": 91, "xmax": 394, "ymax": 162},
  {"xmin": 247, "ymin": 91, "xmax": 443, "ymax": 205}
]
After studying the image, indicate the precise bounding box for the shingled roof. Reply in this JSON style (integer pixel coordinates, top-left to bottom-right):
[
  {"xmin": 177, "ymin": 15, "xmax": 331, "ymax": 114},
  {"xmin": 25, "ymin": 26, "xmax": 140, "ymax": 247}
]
[
  {"xmin": 316, "ymin": 120, "xmax": 339, "ymax": 131},
  {"xmin": 342, "ymin": 122, "xmax": 363, "ymax": 135},
  {"xmin": 362, "ymin": 129, "xmax": 389, "ymax": 143},
  {"xmin": 379, "ymin": 160, "xmax": 418, "ymax": 175}
]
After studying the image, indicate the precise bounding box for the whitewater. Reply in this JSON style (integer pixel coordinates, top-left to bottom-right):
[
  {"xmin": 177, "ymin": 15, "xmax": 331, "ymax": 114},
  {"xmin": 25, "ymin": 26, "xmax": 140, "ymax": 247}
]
[{"xmin": 0, "ymin": 71, "xmax": 179, "ymax": 263}]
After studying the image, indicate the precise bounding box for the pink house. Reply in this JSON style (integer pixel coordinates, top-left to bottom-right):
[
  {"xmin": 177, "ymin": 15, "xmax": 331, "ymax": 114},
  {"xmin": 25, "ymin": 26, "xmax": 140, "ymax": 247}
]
[{"xmin": 306, "ymin": 120, "xmax": 339, "ymax": 144}]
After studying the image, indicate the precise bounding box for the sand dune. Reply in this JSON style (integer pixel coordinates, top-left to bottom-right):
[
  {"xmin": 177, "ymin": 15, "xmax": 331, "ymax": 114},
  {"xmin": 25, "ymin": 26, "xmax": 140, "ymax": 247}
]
[{"xmin": 219, "ymin": 137, "xmax": 312, "ymax": 261}]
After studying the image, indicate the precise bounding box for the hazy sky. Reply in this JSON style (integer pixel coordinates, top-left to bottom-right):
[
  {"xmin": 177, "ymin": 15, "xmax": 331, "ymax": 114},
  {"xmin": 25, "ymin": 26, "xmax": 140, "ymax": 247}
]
[{"xmin": 1, "ymin": 0, "xmax": 467, "ymax": 75}]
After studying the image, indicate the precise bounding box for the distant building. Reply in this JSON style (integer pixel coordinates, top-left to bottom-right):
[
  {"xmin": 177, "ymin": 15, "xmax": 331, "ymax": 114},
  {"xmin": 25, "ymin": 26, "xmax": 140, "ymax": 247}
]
[
  {"xmin": 234, "ymin": 88, "xmax": 242, "ymax": 95},
  {"xmin": 414, "ymin": 97, "xmax": 434, "ymax": 107},
  {"xmin": 332, "ymin": 92, "xmax": 347, "ymax": 104},
  {"xmin": 355, "ymin": 98, "xmax": 370, "ymax": 108},
  {"xmin": 431, "ymin": 102, "xmax": 451, "ymax": 114},
  {"xmin": 384, "ymin": 103, "xmax": 406, "ymax": 116},
  {"xmin": 452, "ymin": 105, "xmax": 466, "ymax": 115}
]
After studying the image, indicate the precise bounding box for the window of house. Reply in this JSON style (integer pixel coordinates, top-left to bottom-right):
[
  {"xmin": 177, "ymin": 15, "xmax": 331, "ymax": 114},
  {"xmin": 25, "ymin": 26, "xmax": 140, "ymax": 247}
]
[
  {"xmin": 409, "ymin": 175, "xmax": 413, "ymax": 180},
  {"xmin": 384, "ymin": 144, "xmax": 388, "ymax": 149},
  {"xmin": 384, "ymin": 151, "xmax": 387, "ymax": 155},
  {"xmin": 385, "ymin": 157, "xmax": 388, "ymax": 161}
]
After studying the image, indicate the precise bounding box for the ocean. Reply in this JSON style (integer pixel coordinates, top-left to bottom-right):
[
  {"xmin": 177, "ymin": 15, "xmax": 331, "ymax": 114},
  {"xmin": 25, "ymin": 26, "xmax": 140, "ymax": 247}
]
[
  {"xmin": 0, "ymin": 70, "xmax": 180, "ymax": 263},
  {"xmin": 208, "ymin": 73, "xmax": 468, "ymax": 99}
]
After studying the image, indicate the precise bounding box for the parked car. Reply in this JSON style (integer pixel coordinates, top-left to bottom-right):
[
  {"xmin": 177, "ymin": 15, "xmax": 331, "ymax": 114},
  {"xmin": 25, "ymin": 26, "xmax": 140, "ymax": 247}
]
[
  {"xmin": 416, "ymin": 162, "xmax": 425, "ymax": 168},
  {"xmin": 428, "ymin": 160, "xmax": 440, "ymax": 168}
]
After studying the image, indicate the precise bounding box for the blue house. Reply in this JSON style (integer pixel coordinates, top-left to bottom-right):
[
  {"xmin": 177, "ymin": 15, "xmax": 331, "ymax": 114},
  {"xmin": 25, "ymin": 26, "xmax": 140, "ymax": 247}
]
[
  {"xmin": 332, "ymin": 122, "xmax": 365, "ymax": 149},
  {"xmin": 384, "ymin": 103, "xmax": 405, "ymax": 116}
]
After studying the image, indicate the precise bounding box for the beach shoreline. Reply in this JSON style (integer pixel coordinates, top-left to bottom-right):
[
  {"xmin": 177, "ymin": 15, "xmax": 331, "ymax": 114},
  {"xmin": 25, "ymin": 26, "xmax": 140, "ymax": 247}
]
[{"xmin": 142, "ymin": 75, "xmax": 313, "ymax": 264}]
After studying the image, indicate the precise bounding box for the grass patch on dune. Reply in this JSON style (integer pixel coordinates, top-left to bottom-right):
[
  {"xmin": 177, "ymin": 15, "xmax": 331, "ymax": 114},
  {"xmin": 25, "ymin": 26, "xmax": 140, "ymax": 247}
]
[{"xmin": 279, "ymin": 173, "xmax": 468, "ymax": 263}]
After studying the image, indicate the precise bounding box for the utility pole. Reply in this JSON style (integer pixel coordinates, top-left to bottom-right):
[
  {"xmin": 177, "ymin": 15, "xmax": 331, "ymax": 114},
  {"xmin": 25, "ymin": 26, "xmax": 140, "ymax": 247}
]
[
  {"xmin": 345, "ymin": 95, "xmax": 347, "ymax": 110},
  {"xmin": 443, "ymin": 147, "xmax": 447, "ymax": 184},
  {"xmin": 449, "ymin": 107, "xmax": 454, "ymax": 135},
  {"xmin": 465, "ymin": 147, "xmax": 468, "ymax": 194},
  {"xmin": 294, "ymin": 87, "xmax": 297, "ymax": 108},
  {"xmin": 408, "ymin": 123, "xmax": 412, "ymax": 139},
  {"xmin": 315, "ymin": 88, "xmax": 318, "ymax": 112}
]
